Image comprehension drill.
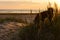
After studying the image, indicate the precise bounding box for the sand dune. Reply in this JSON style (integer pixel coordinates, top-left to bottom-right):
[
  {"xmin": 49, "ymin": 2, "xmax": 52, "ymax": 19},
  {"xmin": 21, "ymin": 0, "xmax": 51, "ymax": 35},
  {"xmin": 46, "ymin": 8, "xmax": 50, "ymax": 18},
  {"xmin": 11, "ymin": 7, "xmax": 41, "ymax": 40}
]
[{"xmin": 0, "ymin": 22, "xmax": 27, "ymax": 40}]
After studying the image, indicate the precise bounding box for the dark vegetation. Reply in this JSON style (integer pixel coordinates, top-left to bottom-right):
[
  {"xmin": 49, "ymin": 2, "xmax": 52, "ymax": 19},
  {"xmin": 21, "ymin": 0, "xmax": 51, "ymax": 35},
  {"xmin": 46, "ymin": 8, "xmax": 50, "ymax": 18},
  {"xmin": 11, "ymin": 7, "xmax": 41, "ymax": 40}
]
[
  {"xmin": 0, "ymin": 17, "xmax": 25, "ymax": 23},
  {"xmin": 0, "ymin": 14, "xmax": 60, "ymax": 40},
  {"xmin": 18, "ymin": 15, "xmax": 60, "ymax": 40},
  {"xmin": 0, "ymin": 13, "xmax": 60, "ymax": 40}
]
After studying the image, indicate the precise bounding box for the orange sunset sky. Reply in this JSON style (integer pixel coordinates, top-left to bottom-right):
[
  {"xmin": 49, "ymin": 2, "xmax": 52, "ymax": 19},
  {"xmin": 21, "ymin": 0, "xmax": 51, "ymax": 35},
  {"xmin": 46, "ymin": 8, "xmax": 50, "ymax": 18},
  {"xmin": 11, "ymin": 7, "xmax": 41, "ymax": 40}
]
[{"xmin": 0, "ymin": 0, "xmax": 60, "ymax": 10}]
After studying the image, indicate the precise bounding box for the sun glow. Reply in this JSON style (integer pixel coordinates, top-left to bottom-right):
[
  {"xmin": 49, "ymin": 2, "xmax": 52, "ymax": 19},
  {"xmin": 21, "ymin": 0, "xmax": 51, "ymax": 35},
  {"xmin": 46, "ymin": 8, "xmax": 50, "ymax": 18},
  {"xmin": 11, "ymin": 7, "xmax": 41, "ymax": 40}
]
[
  {"xmin": 47, "ymin": 0, "xmax": 60, "ymax": 4},
  {"xmin": 49, "ymin": 0, "xmax": 60, "ymax": 8},
  {"xmin": 54, "ymin": 0, "xmax": 60, "ymax": 4},
  {"xmin": 55, "ymin": 0, "xmax": 60, "ymax": 8}
]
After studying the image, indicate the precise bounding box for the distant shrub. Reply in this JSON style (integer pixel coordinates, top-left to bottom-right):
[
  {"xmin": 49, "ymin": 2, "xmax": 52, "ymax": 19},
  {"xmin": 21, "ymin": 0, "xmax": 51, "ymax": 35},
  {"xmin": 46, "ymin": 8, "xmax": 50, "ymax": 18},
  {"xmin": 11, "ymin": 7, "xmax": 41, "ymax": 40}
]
[
  {"xmin": 0, "ymin": 17, "xmax": 25, "ymax": 23},
  {"xmin": 0, "ymin": 18, "xmax": 5, "ymax": 23}
]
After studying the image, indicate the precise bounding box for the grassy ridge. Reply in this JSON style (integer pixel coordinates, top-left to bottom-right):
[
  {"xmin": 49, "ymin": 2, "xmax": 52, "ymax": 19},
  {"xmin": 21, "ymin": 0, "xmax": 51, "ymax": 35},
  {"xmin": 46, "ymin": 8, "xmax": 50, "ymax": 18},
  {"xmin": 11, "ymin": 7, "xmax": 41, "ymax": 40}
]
[
  {"xmin": 0, "ymin": 14, "xmax": 60, "ymax": 40},
  {"xmin": 18, "ymin": 14, "xmax": 60, "ymax": 40},
  {"xmin": 0, "ymin": 17, "xmax": 25, "ymax": 23}
]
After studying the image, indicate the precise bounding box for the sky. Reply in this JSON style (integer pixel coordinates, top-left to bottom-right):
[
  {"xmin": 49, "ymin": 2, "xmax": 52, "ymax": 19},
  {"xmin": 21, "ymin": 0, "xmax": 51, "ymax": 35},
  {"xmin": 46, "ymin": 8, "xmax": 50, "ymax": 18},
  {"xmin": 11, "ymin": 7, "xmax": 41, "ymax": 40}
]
[{"xmin": 0, "ymin": 0, "xmax": 59, "ymax": 10}]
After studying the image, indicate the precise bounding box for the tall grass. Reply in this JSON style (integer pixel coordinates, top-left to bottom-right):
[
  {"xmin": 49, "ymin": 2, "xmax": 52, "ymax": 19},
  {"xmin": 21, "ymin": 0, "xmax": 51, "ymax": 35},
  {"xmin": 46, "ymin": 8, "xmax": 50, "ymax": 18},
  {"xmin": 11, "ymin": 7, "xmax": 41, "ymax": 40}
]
[{"xmin": 18, "ymin": 14, "xmax": 60, "ymax": 40}]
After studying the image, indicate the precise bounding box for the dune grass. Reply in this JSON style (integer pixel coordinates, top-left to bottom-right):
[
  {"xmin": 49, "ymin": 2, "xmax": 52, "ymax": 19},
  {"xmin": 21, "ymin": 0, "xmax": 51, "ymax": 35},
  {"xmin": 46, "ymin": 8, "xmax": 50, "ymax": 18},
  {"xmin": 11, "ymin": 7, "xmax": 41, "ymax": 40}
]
[
  {"xmin": 0, "ymin": 17, "xmax": 25, "ymax": 23},
  {"xmin": 18, "ymin": 14, "xmax": 60, "ymax": 40},
  {"xmin": 0, "ymin": 14, "xmax": 60, "ymax": 40}
]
